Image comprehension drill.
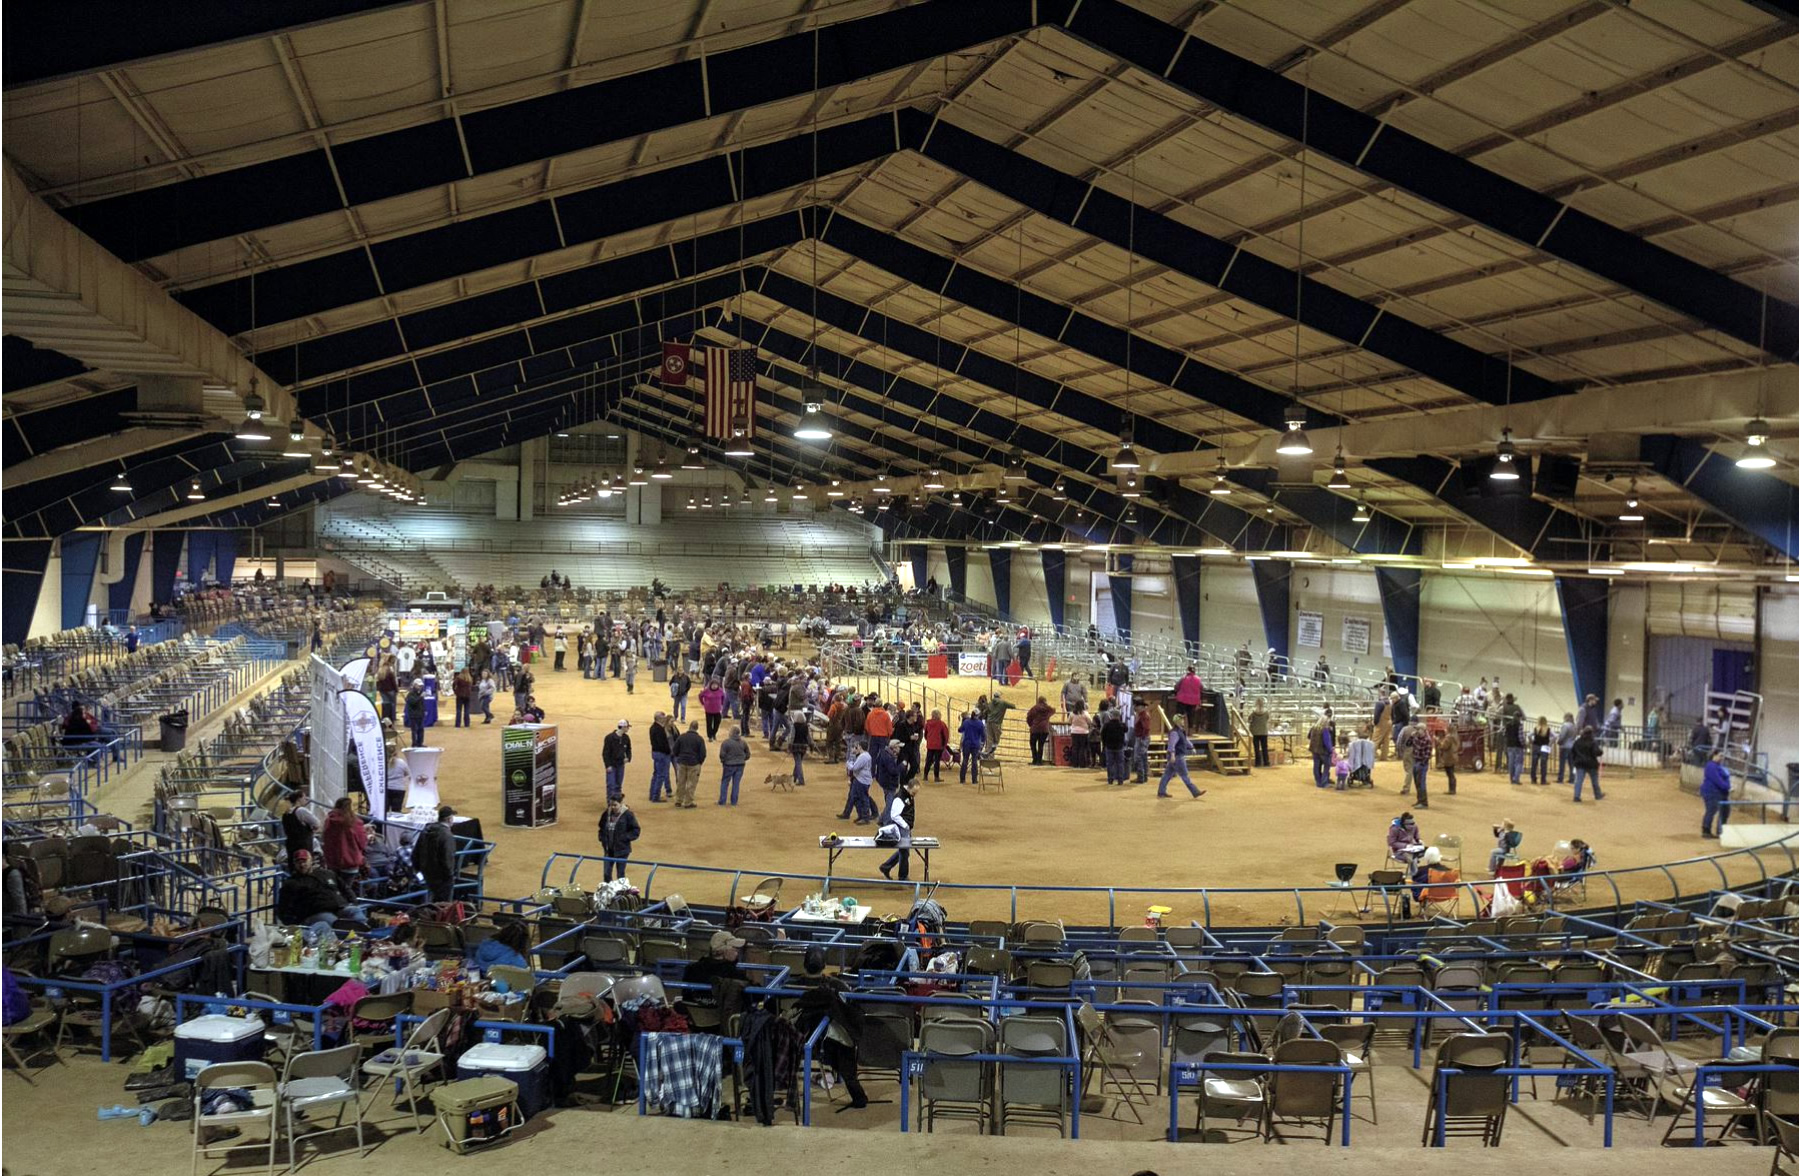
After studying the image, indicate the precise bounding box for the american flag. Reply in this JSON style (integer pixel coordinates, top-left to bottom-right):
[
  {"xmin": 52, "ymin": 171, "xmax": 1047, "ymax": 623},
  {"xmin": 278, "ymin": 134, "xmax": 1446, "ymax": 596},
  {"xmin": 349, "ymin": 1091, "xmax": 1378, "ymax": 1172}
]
[{"xmin": 704, "ymin": 346, "xmax": 757, "ymax": 441}]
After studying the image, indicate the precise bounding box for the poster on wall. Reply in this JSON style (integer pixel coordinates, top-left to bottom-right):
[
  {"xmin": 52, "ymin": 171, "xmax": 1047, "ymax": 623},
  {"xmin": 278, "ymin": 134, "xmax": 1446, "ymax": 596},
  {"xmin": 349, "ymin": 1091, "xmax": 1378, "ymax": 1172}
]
[
  {"xmin": 1342, "ymin": 616, "xmax": 1371, "ymax": 656},
  {"xmin": 501, "ymin": 724, "xmax": 558, "ymax": 827},
  {"xmin": 1297, "ymin": 610, "xmax": 1324, "ymax": 649}
]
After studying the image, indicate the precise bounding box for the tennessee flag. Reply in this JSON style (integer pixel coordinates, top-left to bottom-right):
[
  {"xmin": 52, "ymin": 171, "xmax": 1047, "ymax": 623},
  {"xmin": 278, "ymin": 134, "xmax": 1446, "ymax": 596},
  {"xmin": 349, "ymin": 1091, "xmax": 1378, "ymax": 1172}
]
[{"xmin": 659, "ymin": 342, "xmax": 691, "ymax": 387}]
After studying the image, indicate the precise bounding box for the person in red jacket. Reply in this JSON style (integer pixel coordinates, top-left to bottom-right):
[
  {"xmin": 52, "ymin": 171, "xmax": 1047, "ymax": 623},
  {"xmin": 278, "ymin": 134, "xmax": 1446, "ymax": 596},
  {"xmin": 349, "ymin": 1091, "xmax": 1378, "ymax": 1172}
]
[
  {"xmin": 320, "ymin": 797, "xmax": 368, "ymax": 892},
  {"xmin": 922, "ymin": 710, "xmax": 950, "ymax": 782}
]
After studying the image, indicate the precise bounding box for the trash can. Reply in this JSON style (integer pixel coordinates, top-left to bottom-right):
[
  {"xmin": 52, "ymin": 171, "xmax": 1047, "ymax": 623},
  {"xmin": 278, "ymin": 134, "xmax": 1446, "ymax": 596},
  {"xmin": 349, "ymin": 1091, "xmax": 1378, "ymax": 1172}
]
[{"xmin": 159, "ymin": 710, "xmax": 190, "ymax": 753}]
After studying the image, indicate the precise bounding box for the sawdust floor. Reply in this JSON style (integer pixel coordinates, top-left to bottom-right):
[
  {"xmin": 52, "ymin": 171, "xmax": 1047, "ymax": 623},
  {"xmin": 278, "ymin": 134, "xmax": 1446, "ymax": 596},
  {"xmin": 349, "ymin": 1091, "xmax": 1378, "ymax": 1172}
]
[{"xmin": 429, "ymin": 660, "xmax": 1765, "ymax": 925}]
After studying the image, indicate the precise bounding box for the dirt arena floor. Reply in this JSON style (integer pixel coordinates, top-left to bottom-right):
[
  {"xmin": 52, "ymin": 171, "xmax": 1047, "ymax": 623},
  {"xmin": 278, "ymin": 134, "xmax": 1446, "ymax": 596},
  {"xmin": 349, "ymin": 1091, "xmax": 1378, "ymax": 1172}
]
[{"xmin": 425, "ymin": 655, "xmax": 1784, "ymax": 926}]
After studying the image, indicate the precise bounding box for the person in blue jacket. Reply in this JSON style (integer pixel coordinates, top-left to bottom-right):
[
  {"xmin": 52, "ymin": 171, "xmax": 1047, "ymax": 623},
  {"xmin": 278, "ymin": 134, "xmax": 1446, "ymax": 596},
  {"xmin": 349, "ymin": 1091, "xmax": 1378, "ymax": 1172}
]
[
  {"xmin": 1701, "ymin": 750, "xmax": 1733, "ymax": 839},
  {"xmin": 957, "ymin": 711, "xmax": 986, "ymax": 785},
  {"xmin": 470, "ymin": 919, "xmax": 531, "ymax": 972},
  {"xmin": 1157, "ymin": 715, "xmax": 1208, "ymax": 800}
]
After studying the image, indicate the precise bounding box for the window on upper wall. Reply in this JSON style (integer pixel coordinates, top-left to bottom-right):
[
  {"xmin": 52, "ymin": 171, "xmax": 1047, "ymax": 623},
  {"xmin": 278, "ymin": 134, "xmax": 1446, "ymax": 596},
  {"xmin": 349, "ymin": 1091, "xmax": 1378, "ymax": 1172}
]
[{"xmin": 548, "ymin": 433, "xmax": 627, "ymax": 468}]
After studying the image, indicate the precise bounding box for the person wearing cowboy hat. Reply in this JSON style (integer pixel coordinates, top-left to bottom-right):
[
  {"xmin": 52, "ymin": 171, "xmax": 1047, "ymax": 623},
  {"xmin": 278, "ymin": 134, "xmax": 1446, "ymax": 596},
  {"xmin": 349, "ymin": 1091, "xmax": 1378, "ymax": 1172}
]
[
  {"xmin": 680, "ymin": 929, "xmax": 747, "ymax": 1020},
  {"xmin": 603, "ymin": 719, "xmax": 632, "ymax": 799}
]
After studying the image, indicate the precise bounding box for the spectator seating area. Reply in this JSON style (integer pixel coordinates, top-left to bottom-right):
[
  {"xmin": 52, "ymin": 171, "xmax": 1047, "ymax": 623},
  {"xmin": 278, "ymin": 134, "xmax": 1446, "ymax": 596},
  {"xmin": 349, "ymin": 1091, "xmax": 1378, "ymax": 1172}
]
[{"xmin": 317, "ymin": 509, "xmax": 886, "ymax": 595}]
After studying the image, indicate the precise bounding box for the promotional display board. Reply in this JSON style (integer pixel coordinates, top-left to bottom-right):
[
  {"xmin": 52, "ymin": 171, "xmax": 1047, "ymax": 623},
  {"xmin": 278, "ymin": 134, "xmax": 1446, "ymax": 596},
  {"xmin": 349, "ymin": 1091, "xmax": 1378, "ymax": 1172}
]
[
  {"xmin": 343, "ymin": 690, "xmax": 388, "ymax": 820},
  {"xmin": 957, "ymin": 651, "xmax": 988, "ymax": 677},
  {"xmin": 501, "ymin": 724, "xmax": 559, "ymax": 828},
  {"xmin": 400, "ymin": 747, "xmax": 441, "ymax": 815},
  {"xmin": 1342, "ymin": 615, "xmax": 1371, "ymax": 656}
]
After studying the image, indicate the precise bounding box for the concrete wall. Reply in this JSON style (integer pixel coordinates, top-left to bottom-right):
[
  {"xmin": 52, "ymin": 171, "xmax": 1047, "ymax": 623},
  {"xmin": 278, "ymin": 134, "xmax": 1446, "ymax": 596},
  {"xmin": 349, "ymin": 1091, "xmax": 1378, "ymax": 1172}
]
[
  {"xmin": 1419, "ymin": 574, "xmax": 1575, "ymax": 718},
  {"xmin": 1760, "ymin": 586, "xmax": 1799, "ymax": 789},
  {"xmin": 1198, "ymin": 561, "xmax": 1264, "ymax": 650},
  {"xmin": 1289, "ymin": 567, "xmax": 1389, "ymax": 676},
  {"xmin": 1608, "ymin": 582, "xmax": 1649, "ymax": 723}
]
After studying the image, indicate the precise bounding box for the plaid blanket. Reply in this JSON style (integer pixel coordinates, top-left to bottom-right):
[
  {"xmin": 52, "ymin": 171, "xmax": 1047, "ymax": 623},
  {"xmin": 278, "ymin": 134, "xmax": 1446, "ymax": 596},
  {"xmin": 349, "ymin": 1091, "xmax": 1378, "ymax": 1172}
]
[{"xmin": 640, "ymin": 1032, "xmax": 723, "ymax": 1119}]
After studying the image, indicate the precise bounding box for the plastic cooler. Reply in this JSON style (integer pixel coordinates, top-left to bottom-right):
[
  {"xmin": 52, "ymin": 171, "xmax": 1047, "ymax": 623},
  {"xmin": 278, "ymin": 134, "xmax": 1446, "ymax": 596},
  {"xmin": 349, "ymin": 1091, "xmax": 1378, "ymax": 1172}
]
[
  {"xmin": 174, "ymin": 1014, "xmax": 267, "ymax": 1078},
  {"xmin": 456, "ymin": 1042, "xmax": 551, "ymax": 1117},
  {"xmin": 434, "ymin": 1075, "xmax": 520, "ymax": 1154}
]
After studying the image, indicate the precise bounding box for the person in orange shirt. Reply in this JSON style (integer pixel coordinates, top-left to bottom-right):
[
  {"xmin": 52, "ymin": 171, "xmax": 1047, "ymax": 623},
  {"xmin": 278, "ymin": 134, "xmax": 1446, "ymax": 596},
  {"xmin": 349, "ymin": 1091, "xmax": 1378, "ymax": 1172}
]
[
  {"xmin": 922, "ymin": 709, "xmax": 950, "ymax": 782},
  {"xmin": 864, "ymin": 699, "xmax": 894, "ymax": 753}
]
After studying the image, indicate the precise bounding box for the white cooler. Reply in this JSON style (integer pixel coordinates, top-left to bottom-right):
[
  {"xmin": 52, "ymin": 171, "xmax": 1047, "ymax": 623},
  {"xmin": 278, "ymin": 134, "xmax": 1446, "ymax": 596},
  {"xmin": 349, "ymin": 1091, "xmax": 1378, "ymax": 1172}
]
[
  {"xmin": 455, "ymin": 1043, "xmax": 550, "ymax": 1118},
  {"xmin": 174, "ymin": 1014, "xmax": 267, "ymax": 1078}
]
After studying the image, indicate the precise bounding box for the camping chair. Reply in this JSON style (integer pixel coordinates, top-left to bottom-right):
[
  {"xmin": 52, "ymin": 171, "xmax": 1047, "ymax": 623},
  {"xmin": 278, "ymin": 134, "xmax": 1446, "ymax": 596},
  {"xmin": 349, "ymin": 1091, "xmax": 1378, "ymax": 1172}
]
[
  {"xmin": 1422, "ymin": 1033, "xmax": 1510, "ymax": 1146},
  {"xmin": 192, "ymin": 1061, "xmax": 281, "ymax": 1176},
  {"xmin": 279, "ymin": 1043, "xmax": 367, "ymax": 1170}
]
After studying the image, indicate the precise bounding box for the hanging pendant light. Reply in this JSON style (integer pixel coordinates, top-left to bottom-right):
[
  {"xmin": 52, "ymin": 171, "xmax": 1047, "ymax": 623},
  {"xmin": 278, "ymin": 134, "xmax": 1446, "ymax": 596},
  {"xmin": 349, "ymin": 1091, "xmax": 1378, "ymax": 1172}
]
[
  {"xmin": 1275, "ymin": 407, "xmax": 1312, "ymax": 456},
  {"xmin": 923, "ymin": 469, "xmax": 946, "ymax": 491},
  {"xmin": 1618, "ymin": 480, "xmax": 1644, "ymax": 522},
  {"xmin": 110, "ymin": 472, "xmax": 133, "ymax": 493},
  {"xmin": 1209, "ymin": 454, "xmax": 1232, "ymax": 496},
  {"xmin": 1352, "ymin": 496, "xmax": 1371, "ymax": 523},
  {"xmin": 682, "ymin": 440, "xmax": 706, "ymax": 470},
  {"xmin": 685, "ymin": 492, "xmax": 698, "ymax": 511},
  {"xmin": 1326, "ymin": 449, "xmax": 1351, "ymax": 490},
  {"xmin": 793, "ymin": 395, "xmax": 833, "ymax": 441},
  {"xmin": 724, "ymin": 416, "xmax": 755, "ymax": 458},
  {"xmin": 186, "ymin": 478, "xmax": 205, "ymax": 501},
  {"xmin": 319, "ymin": 431, "xmax": 335, "ymax": 458},
  {"xmin": 629, "ymin": 464, "xmax": 648, "ymax": 486},
  {"xmin": 242, "ymin": 380, "xmax": 265, "ymax": 420},
  {"xmin": 763, "ymin": 481, "xmax": 779, "ymax": 504},
  {"xmin": 872, "ymin": 472, "xmax": 892, "ymax": 494},
  {"xmin": 1738, "ymin": 418, "xmax": 1775, "ymax": 469},
  {"xmin": 1051, "ymin": 476, "xmax": 1067, "ymax": 501},
  {"xmin": 826, "ymin": 480, "xmax": 844, "ymax": 498},
  {"xmin": 650, "ymin": 454, "xmax": 673, "ymax": 480},
  {"xmin": 282, "ymin": 420, "xmax": 308, "ymax": 457},
  {"xmin": 235, "ymin": 412, "xmax": 271, "ymax": 442},
  {"xmin": 738, "ymin": 484, "xmax": 752, "ymax": 507},
  {"xmin": 1123, "ymin": 503, "xmax": 1139, "ymax": 525},
  {"xmin": 1111, "ymin": 425, "xmax": 1141, "ymax": 471},
  {"xmin": 791, "ymin": 481, "xmax": 809, "ymax": 500},
  {"xmin": 1120, "ymin": 472, "xmax": 1141, "ymax": 499},
  {"xmin": 1004, "ymin": 450, "xmax": 1029, "ymax": 482},
  {"xmin": 1490, "ymin": 427, "xmax": 1521, "ymax": 481}
]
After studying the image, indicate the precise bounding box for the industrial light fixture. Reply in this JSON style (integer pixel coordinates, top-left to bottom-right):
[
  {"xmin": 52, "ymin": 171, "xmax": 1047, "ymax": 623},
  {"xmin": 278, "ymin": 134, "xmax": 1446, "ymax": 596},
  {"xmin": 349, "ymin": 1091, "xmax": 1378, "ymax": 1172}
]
[
  {"xmin": 595, "ymin": 474, "xmax": 615, "ymax": 499},
  {"xmin": 763, "ymin": 483, "xmax": 779, "ymax": 504},
  {"xmin": 1120, "ymin": 472, "xmax": 1141, "ymax": 499},
  {"xmin": 1352, "ymin": 496, "xmax": 1371, "ymax": 523},
  {"xmin": 242, "ymin": 381, "xmax": 265, "ymax": 420},
  {"xmin": 724, "ymin": 417, "xmax": 755, "ymax": 458},
  {"xmin": 1051, "ymin": 476, "xmax": 1067, "ymax": 501},
  {"xmin": 1209, "ymin": 454, "xmax": 1232, "ymax": 496},
  {"xmin": 1326, "ymin": 449, "xmax": 1351, "ymax": 490},
  {"xmin": 791, "ymin": 481, "xmax": 809, "ymax": 500},
  {"xmin": 702, "ymin": 492, "xmax": 714, "ymax": 510},
  {"xmin": 319, "ymin": 432, "xmax": 335, "ymax": 458},
  {"xmin": 996, "ymin": 484, "xmax": 1011, "ymax": 503},
  {"xmin": 923, "ymin": 469, "xmax": 946, "ymax": 490},
  {"xmin": 1123, "ymin": 503, "xmax": 1139, "ymax": 525},
  {"xmin": 876, "ymin": 497, "xmax": 890, "ymax": 511},
  {"xmin": 826, "ymin": 480, "xmax": 844, "ymax": 498},
  {"xmin": 1111, "ymin": 426, "xmax": 1141, "ymax": 471},
  {"xmin": 337, "ymin": 457, "xmax": 358, "ymax": 480},
  {"xmin": 1275, "ymin": 408, "xmax": 1312, "ymax": 456},
  {"xmin": 1490, "ymin": 427, "xmax": 1521, "ymax": 481},
  {"xmin": 872, "ymin": 472, "xmax": 892, "ymax": 494},
  {"xmin": 1618, "ymin": 480, "xmax": 1644, "ymax": 522},
  {"xmin": 1004, "ymin": 450, "xmax": 1029, "ymax": 482},
  {"xmin": 793, "ymin": 399, "xmax": 833, "ymax": 441},
  {"xmin": 1738, "ymin": 418, "xmax": 1775, "ymax": 469},
  {"xmin": 110, "ymin": 472, "xmax": 132, "ymax": 492},
  {"xmin": 235, "ymin": 412, "xmax": 271, "ymax": 442},
  {"xmin": 685, "ymin": 493, "xmax": 697, "ymax": 511},
  {"xmin": 950, "ymin": 489, "xmax": 963, "ymax": 503},
  {"xmin": 266, "ymin": 495, "xmax": 281, "ymax": 508},
  {"xmin": 186, "ymin": 478, "xmax": 205, "ymax": 501},
  {"xmin": 681, "ymin": 441, "xmax": 705, "ymax": 470},
  {"xmin": 628, "ymin": 465, "xmax": 648, "ymax": 487},
  {"xmin": 282, "ymin": 420, "xmax": 308, "ymax": 457},
  {"xmin": 650, "ymin": 454, "xmax": 673, "ymax": 480}
]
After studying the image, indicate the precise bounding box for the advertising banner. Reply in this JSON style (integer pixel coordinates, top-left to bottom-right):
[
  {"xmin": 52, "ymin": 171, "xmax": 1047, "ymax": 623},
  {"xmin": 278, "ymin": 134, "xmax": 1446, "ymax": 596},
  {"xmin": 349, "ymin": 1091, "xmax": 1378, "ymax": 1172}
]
[
  {"xmin": 502, "ymin": 724, "xmax": 558, "ymax": 827},
  {"xmin": 957, "ymin": 651, "xmax": 988, "ymax": 677},
  {"xmin": 1342, "ymin": 615, "xmax": 1371, "ymax": 656},
  {"xmin": 342, "ymin": 689, "xmax": 388, "ymax": 821}
]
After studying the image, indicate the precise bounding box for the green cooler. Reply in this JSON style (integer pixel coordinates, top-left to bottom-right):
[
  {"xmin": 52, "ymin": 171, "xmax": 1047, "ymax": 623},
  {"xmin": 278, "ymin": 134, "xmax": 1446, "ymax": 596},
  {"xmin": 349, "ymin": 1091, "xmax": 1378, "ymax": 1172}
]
[{"xmin": 434, "ymin": 1075, "xmax": 521, "ymax": 1153}]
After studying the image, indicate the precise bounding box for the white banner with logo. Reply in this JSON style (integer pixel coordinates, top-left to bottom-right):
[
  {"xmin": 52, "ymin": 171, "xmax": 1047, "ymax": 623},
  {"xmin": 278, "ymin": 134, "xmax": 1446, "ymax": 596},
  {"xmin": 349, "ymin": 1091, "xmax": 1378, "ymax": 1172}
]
[
  {"xmin": 957, "ymin": 651, "xmax": 989, "ymax": 676},
  {"xmin": 342, "ymin": 689, "xmax": 388, "ymax": 821}
]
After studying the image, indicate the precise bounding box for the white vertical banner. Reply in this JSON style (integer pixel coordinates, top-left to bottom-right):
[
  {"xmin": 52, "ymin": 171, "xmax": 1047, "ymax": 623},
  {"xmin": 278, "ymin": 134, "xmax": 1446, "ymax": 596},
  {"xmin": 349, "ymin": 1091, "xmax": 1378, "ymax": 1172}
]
[
  {"xmin": 338, "ymin": 656, "xmax": 371, "ymax": 693},
  {"xmin": 342, "ymin": 689, "xmax": 388, "ymax": 820},
  {"xmin": 1342, "ymin": 615, "xmax": 1371, "ymax": 656},
  {"xmin": 308, "ymin": 655, "xmax": 347, "ymax": 807},
  {"xmin": 1296, "ymin": 610, "xmax": 1324, "ymax": 649}
]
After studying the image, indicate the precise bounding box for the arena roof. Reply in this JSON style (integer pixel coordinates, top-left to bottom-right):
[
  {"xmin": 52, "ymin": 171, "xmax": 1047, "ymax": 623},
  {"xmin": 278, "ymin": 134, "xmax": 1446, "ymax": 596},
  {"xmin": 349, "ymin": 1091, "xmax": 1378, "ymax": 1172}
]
[{"xmin": 4, "ymin": 0, "xmax": 1797, "ymax": 573}]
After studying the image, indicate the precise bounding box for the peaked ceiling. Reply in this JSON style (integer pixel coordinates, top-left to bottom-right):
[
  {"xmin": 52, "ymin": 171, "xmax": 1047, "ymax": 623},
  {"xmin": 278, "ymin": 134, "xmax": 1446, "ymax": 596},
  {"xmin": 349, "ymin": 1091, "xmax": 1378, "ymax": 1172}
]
[{"xmin": 5, "ymin": 0, "xmax": 1797, "ymax": 566}]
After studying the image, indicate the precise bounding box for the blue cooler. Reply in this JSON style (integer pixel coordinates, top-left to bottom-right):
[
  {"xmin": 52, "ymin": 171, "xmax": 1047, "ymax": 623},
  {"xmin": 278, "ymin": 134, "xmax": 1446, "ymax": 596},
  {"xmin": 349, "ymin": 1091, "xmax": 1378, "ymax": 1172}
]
[
  {"xmin": 174, "ymin": 1014, "xmax": 267, "ymax": 1078},
  {"xmin": 455, "ymin": 1043, "xmax": 550, "ymax": 1117}
]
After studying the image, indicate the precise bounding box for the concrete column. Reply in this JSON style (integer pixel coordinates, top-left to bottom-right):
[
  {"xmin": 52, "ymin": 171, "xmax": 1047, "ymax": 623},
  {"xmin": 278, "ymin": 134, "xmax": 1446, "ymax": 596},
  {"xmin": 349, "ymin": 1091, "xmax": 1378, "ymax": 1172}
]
[{"xmin": 518, "ymin": 438, "xmax": 537, "ymax": 522}]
